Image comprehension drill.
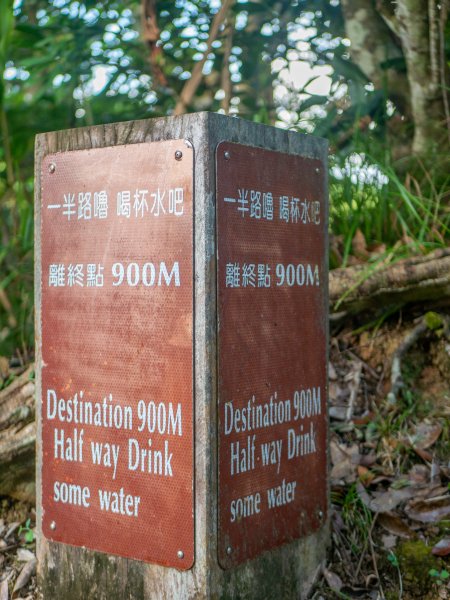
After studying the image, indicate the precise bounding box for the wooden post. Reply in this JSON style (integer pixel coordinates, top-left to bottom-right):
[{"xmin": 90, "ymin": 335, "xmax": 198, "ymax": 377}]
[{"xmin": 35, "ymin": 112, "xmax": 329, "ymax": 599}]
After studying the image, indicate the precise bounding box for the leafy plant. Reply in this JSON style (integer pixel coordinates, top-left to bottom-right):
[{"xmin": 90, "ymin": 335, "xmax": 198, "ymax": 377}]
[
  {"xmin": 18, "ymin": 518, "xmax": 34, "ymax": 544},
  {"xmin": 429, "ymin": 568, "xmax": 450, "ymax": 583}
]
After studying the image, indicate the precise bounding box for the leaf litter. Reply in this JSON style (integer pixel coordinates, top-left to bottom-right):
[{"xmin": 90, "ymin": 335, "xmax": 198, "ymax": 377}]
[
  {"xmin": 0, "ymin": 500, "xmax": 35, "ymax": 600},
  {"xmin": 313, "ymin": 316, "xmax": 450, "ymax": 599},
  {"xmin": 1, "ymin": 314, "xmax": 449, "ymax": 599}
]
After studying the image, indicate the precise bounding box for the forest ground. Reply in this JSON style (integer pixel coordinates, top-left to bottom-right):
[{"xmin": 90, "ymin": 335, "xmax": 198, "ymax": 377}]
[{"xmin": 0, "ymin": 310, "xmax": 449, "ymax": 599}]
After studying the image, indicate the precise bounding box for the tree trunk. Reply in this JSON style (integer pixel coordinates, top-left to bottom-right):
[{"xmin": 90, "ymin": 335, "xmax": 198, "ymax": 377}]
[
  {"xmin": 341, "ymin": 0, "xmax": 449, "ymax": 157},
  {"xmin": 394, "ymin": 0, "xmax": 449, "ymax": 155},
  {"xmin": 340, "ymin": 0, "xmax": 410, "ymax": 116}
]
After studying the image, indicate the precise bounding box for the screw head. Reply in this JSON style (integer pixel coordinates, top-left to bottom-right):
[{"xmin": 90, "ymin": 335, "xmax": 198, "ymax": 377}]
[
  {"xmin": 226, "ymin": 546, "xmax": 232, "ymax": 555},
  {"xmin": 315, "ymin": 167, "xmax": 320, "ymax": 174},
  {"xmin": 318, "ymin": 510, "xmax": 324, "ymax": 520},
  {"xmin": 175, "ymin": 150, "xmax": 183, "ymax": 161},
  {"xmin": 224, "ymin": 151, "xmax": 231, "ymax": 160},
  {"xmin": 177, "ymin": 550, "xmax": 184, "ymax": 559},
  {"xmin": 49, "ymin": 163, "xmax": 56, "ymax": 174},
  {"xmin": 50, "ymin": 521, "xmax": 56, "ymax": 531}
]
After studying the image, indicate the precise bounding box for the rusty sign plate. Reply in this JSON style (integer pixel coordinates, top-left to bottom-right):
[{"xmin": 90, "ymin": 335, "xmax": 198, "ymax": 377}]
[
  {"xmin": 217, "ymin": 141, "xmax": 328, "ymax": 568},
  {"xmin": 40, "ymin": 140, "xmax": 194, "ymax": 568}
]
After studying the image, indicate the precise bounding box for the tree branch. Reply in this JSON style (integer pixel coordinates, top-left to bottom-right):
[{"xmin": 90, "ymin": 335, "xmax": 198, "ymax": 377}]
[
  {"xmin": 141, "ymin": 0, "xmax": 168, "ymax": 87},
  {"xmin": 173, "ymin": 0, "xmax": 234, "ymax": 115},
  {"xmin": 220, "ymin": 18, "xmax": 234, "ymax": 114}
]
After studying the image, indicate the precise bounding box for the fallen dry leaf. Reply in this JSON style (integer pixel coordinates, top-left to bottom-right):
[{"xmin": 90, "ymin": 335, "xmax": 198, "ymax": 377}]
[
  {"xmin": 432, "ymin": 537, "xmax": 450, "ymax": 556},
  {"xmin": 412, "ymin": 446, "xmax": 433, "ymax": 462},
  {"xmin": 356, "ymin": 481, "xmax": 372, "ymax": 509},
  {"xmin": 426, "ymin": 486, "xmax": 449, "ymax": 500},
  {"xmin": 12, "ymin": 558, "xmax": 36, "ymax": 595},
  {"xmin": 368, "ymin": 486, "xmax": 417, "ymax": 513},
  {"xmin": 408, "ymin": 463, "xmax": 429, "ymax": 482},
  {"xmin": 0, "ymin": 580, "xmax": 8, "ymax": 600},
  {"xmin": 328, "ymin": 362, "xmax": 337, "ymax": 380},
  {"xmin": 378, "ymin": 513, "xmax": 414, "ymax": 539},
  {"xmin": 330, "ymin": 440, "xmax": 360, "ymax": 484},
  {"xmin": 329, "ymin": 405, "xmax": 348, "ymax": 421},
  {"xmin": 359, "ymin": 452, "xmax": 377, "ymax": 467},
  {"xmin": 323, "ymin": 567, "xmax": 343, "ymax": 592},
  {"xmin": 410, "ymin": 421, "xmax": 442, "ymax": 450},
  {"xmin": 16, "ymin": 548, "xmax": 35, "ymax": 563},
  {"xmin": 358, "ymin": 465, "xmax": 376, "ymax": 486},
  {"xmin": 406, "ymin": 496, "xmax": 450, "ymax": 523}
]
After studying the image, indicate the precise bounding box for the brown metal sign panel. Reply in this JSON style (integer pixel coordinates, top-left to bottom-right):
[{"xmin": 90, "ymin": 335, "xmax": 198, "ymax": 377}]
[
  {"xmin": 40, "ymin": 140, "xmax": 194, "ymax": 568},
  {"xmin": 217, "ymin": 141, "xmax": 328, "ymax": 568}
]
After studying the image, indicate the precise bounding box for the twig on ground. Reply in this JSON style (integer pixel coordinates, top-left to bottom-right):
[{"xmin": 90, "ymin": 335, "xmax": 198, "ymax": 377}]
[
  {"xmin": 346, "ymin": 361, "xmax": 362, "ymax": 421},
  {"xmin": 346, "ymin": 349, "xmax": 379, "ymax": 380},
  {"xmin": 387, "ymin": 319, "xmax": 428, "ymax": 404}
]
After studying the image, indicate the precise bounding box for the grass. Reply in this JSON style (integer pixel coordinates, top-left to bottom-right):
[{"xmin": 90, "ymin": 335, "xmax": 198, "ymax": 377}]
[
  {"xmin": 0, "ymin": 175, "xmax": 34, "ymax": 358},
  {"xmin": 329, "ymin": 155, "xmax": 450, "ymax": 269}
]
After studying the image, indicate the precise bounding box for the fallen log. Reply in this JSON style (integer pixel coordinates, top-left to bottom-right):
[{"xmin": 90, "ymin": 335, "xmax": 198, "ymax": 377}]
[
  {"xmin": 0, "ymin": 366, "xmax": 35, "ymax": 502},
  {"xmin": 329, "ymin": 248, "xmax": 450, "ymax": 314}
]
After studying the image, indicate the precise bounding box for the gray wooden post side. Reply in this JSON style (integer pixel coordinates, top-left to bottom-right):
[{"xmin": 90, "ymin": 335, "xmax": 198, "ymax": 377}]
[{"xmin": 35, "ymin": 112, "xmax": 329, "ymax": 599}]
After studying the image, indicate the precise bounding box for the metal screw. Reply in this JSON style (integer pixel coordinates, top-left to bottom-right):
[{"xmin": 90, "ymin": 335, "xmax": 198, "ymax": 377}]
[
  {"xmin": 175, "ymin": 150, "xmax": 183, "ymax": 161},
  {"xmin": 224, "ymin": 151, "xmax": 231, "ymax": 160},
  {"xmin": 177, "ymin": 550, "xmax": 184, "ymax": 559},
  {"xmin": 318, "ymin": 510, "xmax": 324, "ymax": 520},
  {"xmin": 315, "ymin": 167, "xmax": 320, "ymax": 174},
  {"xmin": 49, "ymin": 163, "xmax": 56, "ymax": 174},
  {"xmin": 50, "ymin": 521, "xmax": 56, "ymax": 531},
  {"xmin": 226, "ymin": 546, "xmax": 232, "ymax": 555}
]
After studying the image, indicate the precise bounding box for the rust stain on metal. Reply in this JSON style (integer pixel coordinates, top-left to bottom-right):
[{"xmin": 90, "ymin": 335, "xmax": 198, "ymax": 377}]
[
  {"xmin": 40, "ymin": 141, "xmax": 194, "ymax": 568},
  {"xmin": 217, "ymin": 141, "xmax": 328, "ymax": 568}
]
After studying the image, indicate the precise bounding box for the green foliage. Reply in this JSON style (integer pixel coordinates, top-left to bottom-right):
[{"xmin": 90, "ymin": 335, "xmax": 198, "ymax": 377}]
[
  {"xmin": 0, "ymin": 0, "xmax": 298, "ymax": 355},
  {"xmin": 329, "ymin": 154, "xmax": 450, "ymax": 269},
  {"xmin": 0, "ymin": 0, "xmax": 449, "ymax": 355},
  {"xmin": 335, "ymin": 484, "xmax": 373, "ymax": 558},
  {"xmin": 424, "ymin": 311, "xmax": 444, "ymax": 331},
  {"xmin": 429, "ymin": 568, "xmax": 450, "ymax": 581},
  {"xmin": 18, "ymin": 517, "xmax": 35, "ymax": 543},
  {"xmin": 387, "ymin": 551, "xmax": 399, "ymax": 568}
]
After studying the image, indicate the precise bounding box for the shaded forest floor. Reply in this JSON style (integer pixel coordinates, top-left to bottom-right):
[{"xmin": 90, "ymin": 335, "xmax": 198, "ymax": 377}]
[
  {"xmin": 313, "ymin": 309, "xmax": 450, "ymax": 599},
  {"xmin": 0, "ymin": 312, "xmax": 449, "ymax": 599}
]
